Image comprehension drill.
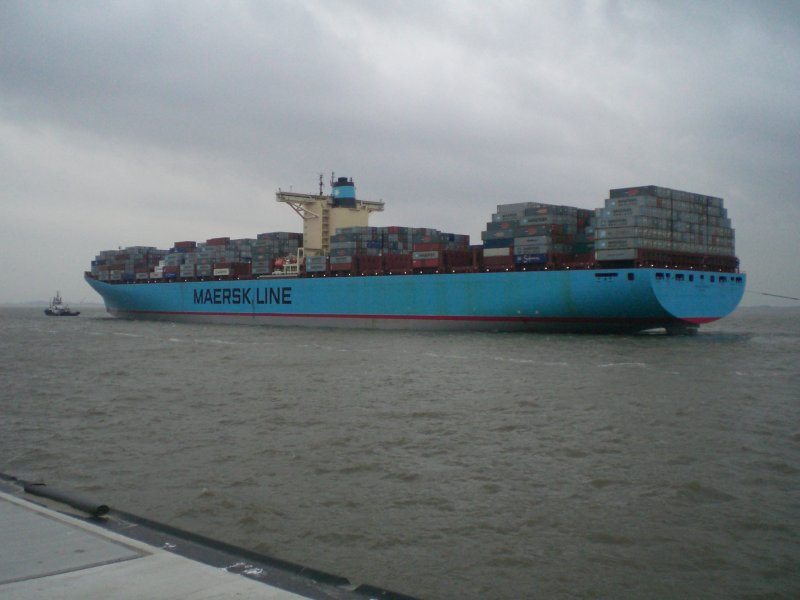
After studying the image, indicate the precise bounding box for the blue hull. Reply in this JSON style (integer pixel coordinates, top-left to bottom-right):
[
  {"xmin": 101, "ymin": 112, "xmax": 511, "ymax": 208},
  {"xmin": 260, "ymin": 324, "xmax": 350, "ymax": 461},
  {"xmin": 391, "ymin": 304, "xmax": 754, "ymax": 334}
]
[{"xmin": 85, "ymin": 269, "xmax": 745, "ymax": 333}]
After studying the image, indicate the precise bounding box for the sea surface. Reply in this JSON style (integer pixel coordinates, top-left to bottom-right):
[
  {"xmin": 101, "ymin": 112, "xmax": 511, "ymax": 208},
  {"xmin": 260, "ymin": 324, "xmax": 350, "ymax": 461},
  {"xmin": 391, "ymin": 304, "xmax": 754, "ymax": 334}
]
[{"xmin": 1, "ymin": 305, "xmax": 798, "ymax": 599}]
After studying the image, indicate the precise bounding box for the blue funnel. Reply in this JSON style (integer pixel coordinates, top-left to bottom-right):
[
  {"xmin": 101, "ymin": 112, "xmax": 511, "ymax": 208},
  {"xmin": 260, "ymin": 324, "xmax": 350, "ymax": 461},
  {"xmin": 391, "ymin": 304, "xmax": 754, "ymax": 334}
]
[{"xmin": 331, "ymin": 177, "xmax": 356, "ymax": 208}]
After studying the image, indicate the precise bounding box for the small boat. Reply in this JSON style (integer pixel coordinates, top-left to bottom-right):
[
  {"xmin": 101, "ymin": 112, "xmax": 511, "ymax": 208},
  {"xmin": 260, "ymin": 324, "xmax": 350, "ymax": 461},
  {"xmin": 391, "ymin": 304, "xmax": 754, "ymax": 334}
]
[{"xmin": 44, "ymin": 292, "xmax": 80, "ymax": 316}]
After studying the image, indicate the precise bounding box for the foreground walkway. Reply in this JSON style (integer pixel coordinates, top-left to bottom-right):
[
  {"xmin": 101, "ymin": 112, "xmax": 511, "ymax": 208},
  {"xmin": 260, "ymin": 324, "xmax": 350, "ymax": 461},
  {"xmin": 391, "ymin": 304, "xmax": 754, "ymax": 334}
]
[{"xmin": 0, "ymin": 482, "xmax": 412, "ymax": 600}]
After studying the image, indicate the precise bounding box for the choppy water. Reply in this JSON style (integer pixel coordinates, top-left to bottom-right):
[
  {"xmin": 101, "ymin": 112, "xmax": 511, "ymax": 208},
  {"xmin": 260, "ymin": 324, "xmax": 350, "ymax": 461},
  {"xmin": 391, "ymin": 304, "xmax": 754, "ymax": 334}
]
[{"xmin": 1, "ymin": 305, "xmax": 799, "ymax": 599}]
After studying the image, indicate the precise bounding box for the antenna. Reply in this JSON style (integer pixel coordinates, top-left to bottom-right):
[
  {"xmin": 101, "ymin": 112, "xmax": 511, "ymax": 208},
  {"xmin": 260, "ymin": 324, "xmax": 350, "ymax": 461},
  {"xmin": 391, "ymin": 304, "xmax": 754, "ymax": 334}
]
[
  {"xmin": 319, "ymin": 173, "xmax": 324, "ymax": 196},
  {"xmin": 330, "ymin": 171, "xmax": 335, "ymax": 187}
]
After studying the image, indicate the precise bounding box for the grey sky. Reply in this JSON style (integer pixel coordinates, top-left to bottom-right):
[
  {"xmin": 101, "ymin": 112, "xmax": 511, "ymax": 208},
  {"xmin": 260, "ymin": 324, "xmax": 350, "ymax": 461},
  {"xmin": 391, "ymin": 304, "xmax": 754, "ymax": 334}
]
[{"xmin": 1, "ymin": 0, "xmax": 798, "ymax": 305}]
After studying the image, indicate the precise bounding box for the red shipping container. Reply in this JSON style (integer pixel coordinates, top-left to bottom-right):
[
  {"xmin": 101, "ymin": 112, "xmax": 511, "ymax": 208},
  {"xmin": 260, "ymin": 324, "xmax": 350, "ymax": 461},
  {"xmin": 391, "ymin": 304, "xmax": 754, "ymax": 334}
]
[
  {"xmin": 384, "ymin": 254, "xmax": 412, "ymax": 272},
  {"xmin": 412, "ymin": 242, "xmax": 442, "ymax": 252},
  {"xmin": 232, "ymin": 263, "xmax": 251, "ymax": 276},
  {"xmin": 331, "ymin": 262, "xmax": 354, "ymax": 271},
  {"xmin": 357, "ymin": 256, "xmax": 382, "ymax": 272},
  {"xmin": 444, "ymin": 250, "xmax": 473, "ymax": 268},
  {"xmin": 413, "ymin": 259, "xmax": 441, "ymax": 269},
  {"xmin": 412, "ymin": 249, "xmax": 441, "ymax": 269}
]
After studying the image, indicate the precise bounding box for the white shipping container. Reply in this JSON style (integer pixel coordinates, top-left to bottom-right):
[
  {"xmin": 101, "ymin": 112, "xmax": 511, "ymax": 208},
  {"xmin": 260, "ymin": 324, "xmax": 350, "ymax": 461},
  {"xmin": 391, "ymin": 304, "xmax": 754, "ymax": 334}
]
[
  {"xmin": 213, "ymin": 268, "xmax": 231, "ymax": 276},
  {"xmin": 514, "ymin": 236, "xmax": 551, "ymax": 246},
  {"xmin": 483, "ymin": 247, "xmax": 512, "ymax": 257},
  {"xmin": 605, "ymin": 195, "xmax": 671, "ymax": 210},
  {"xmin": 596, "ymin": 238, "xmax": 673, "ymax": 250},
  {"xmin": 596, "ymin": 215, "xmax": 669, "ymax": 229},
  {"xmin": 329, "ymin": 256, "xmax": 353, "ymax": 265},
  {"xmin": 305, "ymin": 258, "xmax": 326, "ymax": 270},
  {"xmin": 596, "ymin": 206, "xmax": 674, "ymax": 220},
  {"xmin": 596, "ymin": 227, "xmax": 634, "ymax": 239},
  {"xmin": 523, "ymin": 214, "xmax": 576, "ymax": 225},
  {"xmin": 596, "ymin": 227, "xmax": 673, "ymax": 240},
  {"xmin": 595, "ymin": 249, "xmax": 637, "ymax": 261},
  {"xmin": 514, "ymin": 244, "xmax": 551, "ymax": 255}
]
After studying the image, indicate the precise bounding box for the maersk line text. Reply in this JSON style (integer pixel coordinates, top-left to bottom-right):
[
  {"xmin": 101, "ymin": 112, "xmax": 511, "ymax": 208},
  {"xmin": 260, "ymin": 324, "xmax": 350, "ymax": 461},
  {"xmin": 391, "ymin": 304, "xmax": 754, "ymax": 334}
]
[{"xmin": 193, "ymin": 287, "xmax": 292, "ymax": 305}]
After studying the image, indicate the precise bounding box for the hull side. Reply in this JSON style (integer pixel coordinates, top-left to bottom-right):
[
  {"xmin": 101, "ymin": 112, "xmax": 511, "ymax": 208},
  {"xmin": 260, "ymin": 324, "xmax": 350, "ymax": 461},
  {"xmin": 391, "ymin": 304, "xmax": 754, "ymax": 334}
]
[
  {"xmin": 647, "ymin": 271, "xmax": 745, "ymax": 325},
  {"xmin": 85, "ymin": 268, "xmax": 745, "ymax": 333}
]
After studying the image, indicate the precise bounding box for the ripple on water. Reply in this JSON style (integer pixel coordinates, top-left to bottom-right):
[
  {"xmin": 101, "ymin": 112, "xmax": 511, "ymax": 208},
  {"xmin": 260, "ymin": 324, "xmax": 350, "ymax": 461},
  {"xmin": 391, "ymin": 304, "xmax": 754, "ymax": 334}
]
[
  {"xmin": 1, "ymin": 306, "xmax": 799, "ymax": 600},
  {"xmin": 673, "ymin": 481, "xmax": 737, "ymax": 505}
]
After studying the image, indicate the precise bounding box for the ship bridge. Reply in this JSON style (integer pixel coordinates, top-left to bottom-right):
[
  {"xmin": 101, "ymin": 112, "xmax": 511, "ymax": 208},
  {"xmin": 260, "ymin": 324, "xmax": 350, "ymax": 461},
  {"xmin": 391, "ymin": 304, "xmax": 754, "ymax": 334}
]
[{"xmin": 276, "ymin": 176, "xmax": 384, "ymax": 255}]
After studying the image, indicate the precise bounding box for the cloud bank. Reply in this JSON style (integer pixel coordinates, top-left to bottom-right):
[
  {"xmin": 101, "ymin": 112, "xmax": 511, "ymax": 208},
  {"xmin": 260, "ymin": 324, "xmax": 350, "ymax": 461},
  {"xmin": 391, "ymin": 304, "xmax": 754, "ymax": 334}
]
[{"xmin": 1, "ymin": 1, "xmax": 798, "ymax": 304}]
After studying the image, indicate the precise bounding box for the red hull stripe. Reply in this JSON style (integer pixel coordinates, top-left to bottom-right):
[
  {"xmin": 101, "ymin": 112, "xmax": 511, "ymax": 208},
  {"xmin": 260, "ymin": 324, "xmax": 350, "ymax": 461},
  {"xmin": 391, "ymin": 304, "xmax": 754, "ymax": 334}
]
[{"xmin": 681, "ymin": 317, "xmax": 718, "ymax": 324}]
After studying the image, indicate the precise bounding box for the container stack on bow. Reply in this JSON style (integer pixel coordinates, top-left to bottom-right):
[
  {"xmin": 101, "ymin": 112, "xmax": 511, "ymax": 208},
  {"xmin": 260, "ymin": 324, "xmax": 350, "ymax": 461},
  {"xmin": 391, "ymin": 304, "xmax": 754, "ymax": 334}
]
[
  {"xmin": 92, "ymin": 233, "xmax": 303, "ymax": 282},
  {"xmin": 90, "ymin": 247, "xmax": 167, "ymax": 281}
]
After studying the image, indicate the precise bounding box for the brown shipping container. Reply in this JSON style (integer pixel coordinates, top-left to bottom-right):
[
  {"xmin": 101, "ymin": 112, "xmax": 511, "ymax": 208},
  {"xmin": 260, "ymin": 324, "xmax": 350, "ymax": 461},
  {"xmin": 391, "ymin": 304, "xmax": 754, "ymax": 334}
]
[
  {"xmin": 482, "ymin": 256, "xmax": 514, "ymax": 268},
  {"xmin": 207, "ymin": 237, "xmax": 231, "ymax": 246},
  {"xmin": 413, "ymin": 259, "xmax": 441, "ymax": 269},
  {"xmin": 233, "ymin": 263, "xmax": 251, "ymax": 277},
  {"xmin": 357, "ymin": 255, "xmax": 382, "ymax": 272},
  {"xmin": 444, "ymin": 250, "xmax": 474, "ymax": 268},
  {"xmin": 412, "ymin": 242, "xmax": 442, "ymax": 252},
  {"xmin": 384, "ymin": 254, "xmax": 412, "ymax": 272},
  {"xmin": 331, "ymin": 262, "xmax": 354, "ymax": 272}
]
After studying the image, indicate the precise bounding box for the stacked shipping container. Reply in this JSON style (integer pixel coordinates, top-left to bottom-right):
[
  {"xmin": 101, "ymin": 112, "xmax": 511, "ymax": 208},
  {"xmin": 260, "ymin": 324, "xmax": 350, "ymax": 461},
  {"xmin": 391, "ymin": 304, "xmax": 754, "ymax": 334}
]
[
  {"xmin": 329, "ymin": 226, "xmax": 385, "ymax": 273},
  {"xmin": 90, "ymin": 247, "xmax": 167, "ymax": 281},
  {"xmin": 252, "ymin": 232, "xmax": 302, "ymax": 275},
  {"xmin": 89, "ymin": 185, "xmax": 740, "ymax": 282},
  {"xmin": 481, "ymin": 203, "xmax": 595, "ymax": 269},
  {"xmin": 91, "ymin": 233, "xmax": 302, "ymax": 281},
  {"xmin": 595, "ymin": 186, "xmax": 737, "ymax": 269},
  {"xmin": 323, "ymin": 226, "xmax": 470, "ymax": 274}
]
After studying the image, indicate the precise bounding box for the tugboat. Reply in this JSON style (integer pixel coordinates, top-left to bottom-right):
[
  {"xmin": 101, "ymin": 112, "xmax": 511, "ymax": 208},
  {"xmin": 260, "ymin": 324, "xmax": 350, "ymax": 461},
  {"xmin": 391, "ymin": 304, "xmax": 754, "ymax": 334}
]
[{"xmin": 44, "ymin": 292, "xmax": 80, "ymax": 316}]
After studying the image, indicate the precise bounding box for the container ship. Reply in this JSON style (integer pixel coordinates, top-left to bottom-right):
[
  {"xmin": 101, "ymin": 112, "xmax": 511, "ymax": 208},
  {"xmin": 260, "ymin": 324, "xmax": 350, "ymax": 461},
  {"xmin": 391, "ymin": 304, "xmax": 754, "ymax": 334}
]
[{"xmin": 85, "ymin": 177, "xmax": 745, "ymax": 334}]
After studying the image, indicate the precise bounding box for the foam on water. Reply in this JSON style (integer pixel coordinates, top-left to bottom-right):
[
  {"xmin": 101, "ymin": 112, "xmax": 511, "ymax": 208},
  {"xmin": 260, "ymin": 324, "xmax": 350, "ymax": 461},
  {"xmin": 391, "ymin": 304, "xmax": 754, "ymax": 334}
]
[{"xmin": 598, "ymin": 361, "xmax": 648, "ymax": 368}]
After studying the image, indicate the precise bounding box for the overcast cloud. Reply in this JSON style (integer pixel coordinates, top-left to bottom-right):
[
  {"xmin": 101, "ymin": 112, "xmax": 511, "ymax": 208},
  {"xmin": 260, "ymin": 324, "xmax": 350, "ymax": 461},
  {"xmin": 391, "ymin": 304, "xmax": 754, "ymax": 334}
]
[{"xmin": 1, "ymin": 0, "xmax": 798, "ymax": 305}]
